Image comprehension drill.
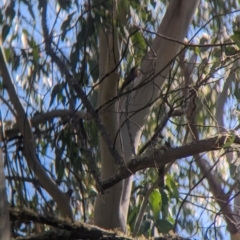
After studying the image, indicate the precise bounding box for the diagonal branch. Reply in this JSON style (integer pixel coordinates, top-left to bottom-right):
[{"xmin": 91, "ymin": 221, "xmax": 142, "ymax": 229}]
[
  {"xmin": 5, "ymin": 109, "xmax": 90, "ymax": 141},
  {"xmin": 10, "ymin": 208, "xmax": 126, "ymax": 240},
  {"xmin": 40, "ymin": 0, "xmax": 122, "ymax": 165},
  {"xmin": 71, "ymin": 81, "xmax": 123, "ymax": 164},
  {"xmin": 179, "ymin": 54, "xmax": 238, "ymax": 234},
  {"xmin": 101, "ymin": 133, "xmax": 240, "ymax": 190},
  {"xmin": 0, "ymin": 45, "xmax": 72, "ymax": 218}
]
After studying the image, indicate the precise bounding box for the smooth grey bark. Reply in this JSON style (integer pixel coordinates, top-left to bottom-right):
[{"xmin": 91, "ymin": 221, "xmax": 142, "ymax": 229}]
[
  {"xmin": 95, "ymin": 0, "xmax": 201, "ymax": 231},
  {"xmin": 94, "ymin": 2, "xmax": 125, "ymax": 230},
  {"xmin": 120, "ymin": 0, "xmax": 200, "ymax": 226}
]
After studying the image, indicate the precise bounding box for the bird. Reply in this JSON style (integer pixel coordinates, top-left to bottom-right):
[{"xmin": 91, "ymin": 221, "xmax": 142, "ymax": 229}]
[{"xmin": 120, "ymin": 66, "xmax": 139, "ymax": 92}]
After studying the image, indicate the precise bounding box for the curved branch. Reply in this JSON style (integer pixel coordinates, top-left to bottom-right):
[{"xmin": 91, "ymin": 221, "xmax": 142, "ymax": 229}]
[
  {"xmin": 101, "ymin": 133, "xmax": 240, "ymax": 190},
  {"xmin": 40, "ymin": 1, "xmax": 123, "ymax": 166},
  {"xmin": 139, "ymin": 109, "xmax": 184, "ymax": 154},
  {"xmin": 10, "ymin": 208, "xmax": 124, "ymax": 240},
  {"xmin": 5, "ymin": 109, "xmax": 90, "ymax": 141},
  {"xmin": 0, "ymin": 46, "xmax": 72, "ymax": 218}
]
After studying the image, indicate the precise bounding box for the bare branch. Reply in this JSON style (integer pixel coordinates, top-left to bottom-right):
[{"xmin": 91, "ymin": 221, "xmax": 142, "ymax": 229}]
[
  {"xmin": 196, "ymin": 156, "xmax": 238, "ymax": 234},
  {"xmin": 9, "ymin": 208, "xmax": 190, "ymax": 240},
  {"xmin": 101, "ymin": 133, "xmax": 240, "ymax": 190},
  {"xmin": 139, "ymin": 26, "xmax": 236, "ymax": 48},
  {"xmin": 5, "ymin": 109, "xmax": 90, "ymax": 141},
  {"xmin": 71, "ymin": 81, "xmax": 123, "ymax": 164},
  {"xmin": 0, "ymin": 46, "xmax": 72, "ymax": 218},
  {"xmin": 139, "ymin": 109, "xmax": 184, "ymax": 154}
]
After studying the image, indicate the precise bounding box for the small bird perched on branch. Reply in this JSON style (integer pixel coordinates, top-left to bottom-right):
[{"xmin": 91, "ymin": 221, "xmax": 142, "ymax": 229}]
[{"xmin": 120, "ymin": 66, "xmax": 139, "ymax": 92}]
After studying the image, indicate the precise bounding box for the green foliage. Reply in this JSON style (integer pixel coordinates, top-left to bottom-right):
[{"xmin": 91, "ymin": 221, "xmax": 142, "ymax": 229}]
[
  {"xmin": 149, "ymin": 189, "xmax": 162, "ymax": 220},
  {"xmin": 222, "ymin": 131, "xmax": 237, "ymax": 148},
  {"xmin": 1, "ymin": 24, "xmax": 10, "ymax": 43},
  {"xmin": 231, "ymin": 31, "xmax": 240, "ymax": 48},
  {"xmin": 165, "ymin": 175, "xmax": 179, "ymax": 200},
  {"xmin": 156, "ymin": 219, "xmax": 174, "ymax": 234},
  {"xmin": 61, "ymin": 11, "xmax": 76, "ymax": 40}
]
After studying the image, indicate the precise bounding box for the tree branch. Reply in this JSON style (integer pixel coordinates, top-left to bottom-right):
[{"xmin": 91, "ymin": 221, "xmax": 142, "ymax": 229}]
[
  {"xmin": 101, "ymin": 133, "xmax": 240, "ymax": 190},
  {"xmin": 10, "ymin": 208, "xmax": 127, "ymax": 240},
  {"xmin": 40, "ymin": 0, "xmax": 123, "ymax": 165},
  {"xmin": 139, "ymin": 109, "xmax": 184, "ymax": 154},
  {"xmin": 5, "ymin": 109, "xmax": 90, "ymax": 141},
  {"xmin": 0, "ymin": 45, "xmax": 72, "ymax": 218},
  {"xmin": 10, "ymin": 208, "xmax": 190, "ymax": 240}
]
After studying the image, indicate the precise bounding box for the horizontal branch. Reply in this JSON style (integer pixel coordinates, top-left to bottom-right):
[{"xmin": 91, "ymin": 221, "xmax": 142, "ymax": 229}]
[
  {"xmin": 31, "ymin": 110, "xmax": 90, "ymax": 124},
  {"xmin": 10, "ymin": 208, "xmax": 189, "ymax": 240},
  {"xmin": 101, "ymin": 133, "xmax": 239, "ymax": 190},
  {"xmin": 5, "ymin": 110, "xmax": 90, "ymax": 141},
  {"xmin": 10, "ymin": 208, "xmax": 131, "ymax": 240}
]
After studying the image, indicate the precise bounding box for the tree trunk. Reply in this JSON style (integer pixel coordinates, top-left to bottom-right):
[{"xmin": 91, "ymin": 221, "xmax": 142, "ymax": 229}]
[
  {"xmin": 94, "ymin": 2, "xmax": 126, "ymax": 229},
  {"xmin": 94, "ymin": 0, "xmax": 200, "ymax": 232}
]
